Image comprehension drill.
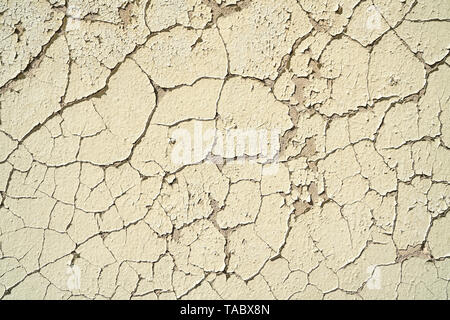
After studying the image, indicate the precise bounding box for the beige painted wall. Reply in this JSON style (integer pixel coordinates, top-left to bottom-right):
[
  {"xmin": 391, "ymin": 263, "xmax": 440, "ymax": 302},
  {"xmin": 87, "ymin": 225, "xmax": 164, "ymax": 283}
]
[{"xmin": 0, "ymin": 0, "xmax": 449, "ymax": 300}]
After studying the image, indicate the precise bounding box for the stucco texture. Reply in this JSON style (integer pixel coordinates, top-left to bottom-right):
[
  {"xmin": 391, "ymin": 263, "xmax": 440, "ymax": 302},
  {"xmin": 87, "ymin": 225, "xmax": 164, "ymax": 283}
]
[{"xmin": 0, "ymin": 0, "xmax": 449, "ymax": 300}]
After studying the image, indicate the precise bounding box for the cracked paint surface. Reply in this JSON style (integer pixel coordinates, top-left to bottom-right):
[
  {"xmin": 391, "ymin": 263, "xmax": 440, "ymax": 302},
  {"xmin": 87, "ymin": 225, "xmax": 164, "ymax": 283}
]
[{"xmin": 0, "ymin": 0, "xmax": 449, "ymax": 300}]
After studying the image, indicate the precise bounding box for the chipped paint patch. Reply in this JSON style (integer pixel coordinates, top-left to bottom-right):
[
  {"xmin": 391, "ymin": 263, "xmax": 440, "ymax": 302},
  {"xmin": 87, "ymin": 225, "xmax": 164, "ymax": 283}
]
[{"xmin": 0, "ymin": 0, "xmax": 449, "ymax": 300}]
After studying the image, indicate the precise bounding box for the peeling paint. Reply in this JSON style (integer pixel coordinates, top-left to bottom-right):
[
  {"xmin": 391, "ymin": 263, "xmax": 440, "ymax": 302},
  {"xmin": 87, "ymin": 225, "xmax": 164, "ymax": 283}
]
[{"xmin": 0, "ymin": 0, "xmax": 449, "ymax": 300}]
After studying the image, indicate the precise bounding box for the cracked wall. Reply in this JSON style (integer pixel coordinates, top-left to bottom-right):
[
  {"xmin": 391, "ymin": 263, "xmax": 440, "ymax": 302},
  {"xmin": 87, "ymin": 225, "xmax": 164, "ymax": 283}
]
[{"xmin": 0, "ymin": 0, "xmax": 449, "ymax": 300}]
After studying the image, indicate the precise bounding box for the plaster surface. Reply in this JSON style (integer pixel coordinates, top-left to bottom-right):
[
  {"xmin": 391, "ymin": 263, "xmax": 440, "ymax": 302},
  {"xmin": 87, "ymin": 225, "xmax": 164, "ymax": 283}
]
[{"xmin": 0, "ymin": 0, "xmax": 449, "ymax": 300}]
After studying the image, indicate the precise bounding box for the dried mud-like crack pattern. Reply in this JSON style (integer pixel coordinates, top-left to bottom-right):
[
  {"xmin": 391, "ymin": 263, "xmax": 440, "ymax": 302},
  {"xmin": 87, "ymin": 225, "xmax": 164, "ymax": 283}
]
[{"xmin": 0, "ymin": 0, "xmax": 449, "ymax": 300}]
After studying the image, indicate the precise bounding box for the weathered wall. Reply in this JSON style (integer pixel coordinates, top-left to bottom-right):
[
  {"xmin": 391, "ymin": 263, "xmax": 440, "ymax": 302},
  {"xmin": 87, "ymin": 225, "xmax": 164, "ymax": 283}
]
[{"xmin": 0, "ymin": 0, "xmax": 449, "ymax": 300}]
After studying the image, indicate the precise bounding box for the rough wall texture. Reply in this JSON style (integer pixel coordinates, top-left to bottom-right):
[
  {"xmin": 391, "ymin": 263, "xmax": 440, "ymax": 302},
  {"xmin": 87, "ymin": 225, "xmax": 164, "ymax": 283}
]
[{"xmin": 0, "ymin": 0, "xmax": 449, "ymax": 300}]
